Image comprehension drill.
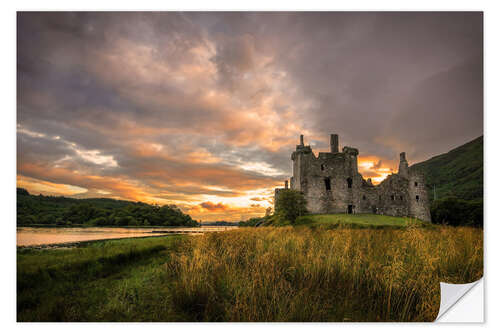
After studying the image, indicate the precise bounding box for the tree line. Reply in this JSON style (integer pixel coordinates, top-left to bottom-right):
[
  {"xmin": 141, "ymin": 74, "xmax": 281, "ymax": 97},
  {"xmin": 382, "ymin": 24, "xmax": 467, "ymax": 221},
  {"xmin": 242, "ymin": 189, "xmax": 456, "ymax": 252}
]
[{"xmin": 17, "ymin": 188, "xmax": 198, "ymax": 227}]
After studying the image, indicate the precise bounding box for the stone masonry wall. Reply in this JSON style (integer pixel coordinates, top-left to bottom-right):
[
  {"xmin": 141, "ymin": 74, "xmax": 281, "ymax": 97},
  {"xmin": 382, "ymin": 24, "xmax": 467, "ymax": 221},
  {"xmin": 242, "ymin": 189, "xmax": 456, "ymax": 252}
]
[
  {"xmin": 276, "ymin": 134, "xmax": 431, "ymax": 222},
  {"xmin": 408, "ymin": 171, "xmax": 432, "ymax": 221}
]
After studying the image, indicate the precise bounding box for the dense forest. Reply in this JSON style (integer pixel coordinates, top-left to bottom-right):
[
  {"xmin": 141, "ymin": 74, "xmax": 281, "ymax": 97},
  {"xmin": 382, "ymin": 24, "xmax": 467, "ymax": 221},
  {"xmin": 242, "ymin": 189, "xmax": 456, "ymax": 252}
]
[{"xmin": 17, "ymin": 188, "xmax": 198, "ymax": 227}]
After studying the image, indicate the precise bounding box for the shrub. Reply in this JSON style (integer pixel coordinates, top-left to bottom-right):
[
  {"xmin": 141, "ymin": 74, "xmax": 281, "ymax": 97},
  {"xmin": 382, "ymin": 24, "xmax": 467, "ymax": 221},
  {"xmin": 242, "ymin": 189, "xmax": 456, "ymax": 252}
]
[
  {"xmin": 87, "ymin": 217, "xmax": 108, "ymax": 226},
  {"xmin": 431, "ymin": 197, "xmax": 483, "ymax": 227},
  {"xmin": 274, "ymin": 189, "xmax": 308, "ymax": 224},
  {"xmin": 238, "ymin": 216, "xmax": 269, "ymax": 227}
]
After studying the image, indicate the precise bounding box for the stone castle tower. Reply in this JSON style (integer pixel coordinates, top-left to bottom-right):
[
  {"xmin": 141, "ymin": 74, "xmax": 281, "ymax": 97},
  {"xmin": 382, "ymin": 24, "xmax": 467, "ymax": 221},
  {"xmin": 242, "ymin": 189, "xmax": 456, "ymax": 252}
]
[{"xmin": 274, "ymin": 134, "xmax": 431, "ymax": 221}]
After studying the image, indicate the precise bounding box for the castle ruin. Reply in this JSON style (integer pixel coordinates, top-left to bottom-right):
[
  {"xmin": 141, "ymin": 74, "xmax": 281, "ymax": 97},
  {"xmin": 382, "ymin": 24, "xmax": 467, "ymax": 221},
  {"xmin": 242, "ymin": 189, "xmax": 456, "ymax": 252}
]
[{"xmin": 274, "ymin": 134, "xmax": 431, "ymax": 221}]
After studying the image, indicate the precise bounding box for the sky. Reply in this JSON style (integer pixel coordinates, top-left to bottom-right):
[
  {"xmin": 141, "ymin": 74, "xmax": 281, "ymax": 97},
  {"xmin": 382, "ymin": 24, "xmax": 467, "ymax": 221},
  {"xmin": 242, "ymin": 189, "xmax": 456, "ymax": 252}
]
[{"xmin": 17, "ymin": 12, "xmax": 483, "ymax": 222}]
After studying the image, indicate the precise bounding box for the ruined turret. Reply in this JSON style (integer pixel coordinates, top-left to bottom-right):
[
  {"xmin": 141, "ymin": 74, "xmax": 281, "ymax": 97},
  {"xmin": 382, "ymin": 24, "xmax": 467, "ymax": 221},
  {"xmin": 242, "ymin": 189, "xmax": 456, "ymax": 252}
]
[
  {"xmin": 290, "ymin": 134, "xmax": 312, "ymax": 191},
  {"xmin": 408, "ymin": 170, "xmax": 431, "ymax": 221},
  {"xmin": 330, "ymin": 134, "xmax": 339, "ymax": 153},
  {"xmin": 342, "ymin": 146, "xmax": 359, "ymax": 174},
  {"xmin": 398, "ymin": 152, "xmax": 409, "ymax": 179},
  {"xmin": 294, "ymin": 134, "xmax": 312, "ymax": 155}
]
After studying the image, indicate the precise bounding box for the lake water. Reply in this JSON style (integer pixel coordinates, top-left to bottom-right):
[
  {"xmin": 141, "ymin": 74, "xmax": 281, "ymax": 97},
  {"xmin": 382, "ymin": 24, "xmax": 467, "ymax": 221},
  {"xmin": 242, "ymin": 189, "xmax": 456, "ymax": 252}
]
[{"xmin": 16, "ymin": 226, "xmax": 238, "ymax": 247}]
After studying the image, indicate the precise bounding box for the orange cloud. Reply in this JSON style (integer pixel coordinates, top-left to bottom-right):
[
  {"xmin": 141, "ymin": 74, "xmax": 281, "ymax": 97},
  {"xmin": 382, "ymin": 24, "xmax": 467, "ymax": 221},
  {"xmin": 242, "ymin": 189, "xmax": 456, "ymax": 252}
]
[
  {"xmin": 187, "ymin": 203, "xmax": 268, "ymax": 222},
  {"xmin": 199, "ymin": 201, "xmax": 229, "ymax": 211},
  {"xmin": 17, "ymin": 175, "xmax": 87, "ymax": 196},
  {"xmin": 357, "ymin": 155, "xmax": 397, "ymax": 184}
]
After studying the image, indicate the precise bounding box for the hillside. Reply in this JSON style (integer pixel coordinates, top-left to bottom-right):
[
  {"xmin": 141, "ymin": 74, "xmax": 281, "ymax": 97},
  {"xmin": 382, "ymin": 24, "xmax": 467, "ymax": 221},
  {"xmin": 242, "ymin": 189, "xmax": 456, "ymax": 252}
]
[
  {"xmin": 410, "ymin": 136, "xmax": 483, "ymax": 202},
  {"xmin": 16, "ymin": 188, "xmax": 198, "ymax": 227}
]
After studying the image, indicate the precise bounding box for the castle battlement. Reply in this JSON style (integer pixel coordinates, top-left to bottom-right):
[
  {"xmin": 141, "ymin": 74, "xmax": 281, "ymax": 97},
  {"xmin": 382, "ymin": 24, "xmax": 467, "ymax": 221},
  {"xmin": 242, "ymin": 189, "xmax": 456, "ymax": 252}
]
[{"xmin": 275, "ymin": 134, "xmax": 431, "ymax": 221}]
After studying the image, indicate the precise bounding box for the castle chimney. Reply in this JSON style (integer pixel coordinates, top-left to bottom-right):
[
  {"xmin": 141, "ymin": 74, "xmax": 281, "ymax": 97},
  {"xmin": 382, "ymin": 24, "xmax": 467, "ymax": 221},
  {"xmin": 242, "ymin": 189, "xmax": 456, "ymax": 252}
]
[
  {"xmin": 284, "ymin": 180, "xmax": 289, "ymax": 189},
  {"xmin": 300, "ymin": 134, "xmax": 304, "ymax": 146},
  {"xmin": 330, "ymin": 134, "xmax": 339, "ymax": 153},
  {"xmin": 398, "ymin": 152, "xmax": 409, "ymax": 179}
]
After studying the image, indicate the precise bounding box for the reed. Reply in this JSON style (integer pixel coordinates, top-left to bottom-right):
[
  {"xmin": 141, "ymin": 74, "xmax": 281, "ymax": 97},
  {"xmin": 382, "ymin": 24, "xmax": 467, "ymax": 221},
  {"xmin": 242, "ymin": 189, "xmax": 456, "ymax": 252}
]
[
  {"xmin": 167, "ymin": 226, "xmax": 483, "ymax": 322},
  {"xmin": 17, "ymin": 225, "xmax": 483, "ymax": 322}
]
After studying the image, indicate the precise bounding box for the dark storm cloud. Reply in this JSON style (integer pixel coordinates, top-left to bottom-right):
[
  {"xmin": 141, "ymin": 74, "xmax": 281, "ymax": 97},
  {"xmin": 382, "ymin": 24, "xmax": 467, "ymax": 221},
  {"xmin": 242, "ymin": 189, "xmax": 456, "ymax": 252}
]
[
  {"xmin": 251, "ymin": 12, "xmax": 483, "ymax": 161},
  {"xmin": 17, "ymin": 12, "xmax": 483, "ymax": 220}
]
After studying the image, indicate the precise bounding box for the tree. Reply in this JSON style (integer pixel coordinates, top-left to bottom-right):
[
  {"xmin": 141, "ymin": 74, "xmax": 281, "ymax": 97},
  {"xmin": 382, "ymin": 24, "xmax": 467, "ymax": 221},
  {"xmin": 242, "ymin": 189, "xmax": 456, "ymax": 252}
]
[
  {"xmin": 17, "ymin": 188, "xmax": 30, "ymax": 196},
  {"xmin": 274, "ymin": 189, "xmax": 308, "ymax": 224},
  {"xmin": 265, "ymin": 207, "xmax": 272, "ymax": 216},
  {"xmin": 431, "ymin": 197, "xmax": 483, "ymax": 227},
  {"xmin": 88, "ymin": 217, "xmax": 107, "ymax": 226}
]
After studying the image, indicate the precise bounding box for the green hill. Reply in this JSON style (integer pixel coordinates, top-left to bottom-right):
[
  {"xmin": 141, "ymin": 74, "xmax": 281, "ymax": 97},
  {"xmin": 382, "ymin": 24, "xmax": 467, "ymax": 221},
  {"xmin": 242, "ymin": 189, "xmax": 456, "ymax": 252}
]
[
  {"xmin": 410, "ymin": 136, "xmax": 483, "ymax": 202},
  {"xmin": 16, "ymin": 188, "xmax": 198, "ymax": 227}
]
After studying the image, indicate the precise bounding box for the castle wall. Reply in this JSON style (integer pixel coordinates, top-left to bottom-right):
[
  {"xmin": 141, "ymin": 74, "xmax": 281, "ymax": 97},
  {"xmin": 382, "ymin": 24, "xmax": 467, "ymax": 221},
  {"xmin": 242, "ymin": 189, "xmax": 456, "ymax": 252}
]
[
  {"xmin": 277, "ymin": 134, "xmax": 431, "ymax": 222},
  {"xmin": 304, "ymin": 152, "xmax": 353, "ymax": 213},
  {"xmin": 408, "ymin": 171, "xmax": 431, "ymax": 221},
  {"xmin": 376, "ymin": 175, "xmax": 410, "ymax": 217},
  {"xmin": 359, "ymin": 184, "xmax": 379, "ymax": 214}
]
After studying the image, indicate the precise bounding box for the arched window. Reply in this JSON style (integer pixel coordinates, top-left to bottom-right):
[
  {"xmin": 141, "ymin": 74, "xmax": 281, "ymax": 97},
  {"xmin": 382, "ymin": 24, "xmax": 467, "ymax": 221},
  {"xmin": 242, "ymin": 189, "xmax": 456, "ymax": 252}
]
[
  {"xmin": 362, "ymin": 195, "xmax": 366, "ymax": 200},
  {"xmin": 391, "ymin": 195, "xmax": 395, "ymax": 201},
  {"xmin": 414, "ymin": 182, "xmax": 418, "ymax": 187},
  {"xmin": 400, "ymin": 195, "xmax": 403, "ymax": 200},
  {"xmin": 321, "ymin": 164, "xmax": 325, "ymax": 171},
  {"xmin": 416, "ymin": 195, "xmax": 420, "ymax": 202},
  {"xmin": 347, "ymin": 177, "xmax": 353, "ymax": 188}
]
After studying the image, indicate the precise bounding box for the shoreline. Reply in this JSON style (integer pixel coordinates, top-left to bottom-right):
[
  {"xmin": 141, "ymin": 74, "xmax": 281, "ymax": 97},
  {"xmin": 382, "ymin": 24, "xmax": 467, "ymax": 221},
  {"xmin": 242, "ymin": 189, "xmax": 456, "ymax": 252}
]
[
  {"xmin": 16, "ymin": 233, "xmax": 183, "ymax": 250},
  {"xmin": 16, "ymin": 224, "xmax": 204, "ymax": 229},
  {"xmin": 17, "ymin": 227, "xmax": 235, "ymax": 249}
]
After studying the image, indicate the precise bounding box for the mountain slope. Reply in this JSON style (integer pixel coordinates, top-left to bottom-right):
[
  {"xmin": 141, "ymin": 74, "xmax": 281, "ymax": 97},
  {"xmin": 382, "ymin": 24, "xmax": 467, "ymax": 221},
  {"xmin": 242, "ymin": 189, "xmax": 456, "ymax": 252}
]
[{"xmin": 409, "ymin": 136, "xmax": 483, "ymax": 201}]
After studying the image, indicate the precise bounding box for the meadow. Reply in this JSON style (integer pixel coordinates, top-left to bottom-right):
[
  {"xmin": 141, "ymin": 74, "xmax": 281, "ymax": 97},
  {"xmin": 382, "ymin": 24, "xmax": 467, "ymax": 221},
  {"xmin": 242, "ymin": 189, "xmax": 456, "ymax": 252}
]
[
  {"xmin": 294, "ymin": 213, "xmax": 427, "ymax": 227},
  {"xmin": 17, "ymin": 218, "xmax": 483, "ymax": 322}
]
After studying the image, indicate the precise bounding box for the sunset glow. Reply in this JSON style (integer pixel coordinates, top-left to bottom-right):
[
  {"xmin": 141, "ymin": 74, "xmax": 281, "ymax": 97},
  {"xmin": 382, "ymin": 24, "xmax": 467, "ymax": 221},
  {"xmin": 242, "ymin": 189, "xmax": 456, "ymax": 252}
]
[{"xmin": 17, "ymin": 12, "xmax": 483, "ymax": 221}]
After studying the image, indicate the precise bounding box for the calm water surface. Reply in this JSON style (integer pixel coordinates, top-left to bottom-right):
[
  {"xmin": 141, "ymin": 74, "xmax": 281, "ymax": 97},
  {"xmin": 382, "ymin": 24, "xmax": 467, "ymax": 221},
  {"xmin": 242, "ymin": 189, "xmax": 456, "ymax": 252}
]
[{"xmin": 17, "ymin": 226, "xmax": 238, "ymax": 246}]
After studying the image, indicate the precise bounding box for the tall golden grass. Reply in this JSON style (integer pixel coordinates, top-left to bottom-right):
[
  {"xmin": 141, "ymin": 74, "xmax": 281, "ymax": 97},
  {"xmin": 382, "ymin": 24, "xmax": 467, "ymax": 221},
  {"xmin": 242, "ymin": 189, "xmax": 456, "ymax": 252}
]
[{"xmin": 166, "ymin": 226, "xmax": 483, "ymax": 322}]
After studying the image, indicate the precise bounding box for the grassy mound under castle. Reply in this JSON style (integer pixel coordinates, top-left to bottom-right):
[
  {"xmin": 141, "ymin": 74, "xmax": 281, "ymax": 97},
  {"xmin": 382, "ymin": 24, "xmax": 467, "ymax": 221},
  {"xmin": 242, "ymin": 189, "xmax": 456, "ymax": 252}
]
[{"xmin": 294, "ymin": 213, "xmax": 429, "ymax": 228}]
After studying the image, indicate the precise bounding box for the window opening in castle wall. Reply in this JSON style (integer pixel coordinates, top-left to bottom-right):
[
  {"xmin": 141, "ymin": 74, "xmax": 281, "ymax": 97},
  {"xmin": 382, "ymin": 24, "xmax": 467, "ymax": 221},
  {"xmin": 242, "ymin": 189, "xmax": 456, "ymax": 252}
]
[{"xmin": 324, "ymin": 178, "xmax": 331, "ymax": 191}]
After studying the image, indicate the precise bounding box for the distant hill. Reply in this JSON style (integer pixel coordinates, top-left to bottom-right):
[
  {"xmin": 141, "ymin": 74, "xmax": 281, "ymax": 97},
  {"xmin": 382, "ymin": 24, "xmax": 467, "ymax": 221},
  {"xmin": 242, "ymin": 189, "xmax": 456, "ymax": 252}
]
[
  {"xmin": 201, "ymin": 221, "xmax": 238, "ymax": 226},
  {"xmin": 17, "ymin": 188, "xmax": 198, "ymax": 227},
  {"xmin": 410, "ymin": 136, "xmax": 483, "ymax": 202}
]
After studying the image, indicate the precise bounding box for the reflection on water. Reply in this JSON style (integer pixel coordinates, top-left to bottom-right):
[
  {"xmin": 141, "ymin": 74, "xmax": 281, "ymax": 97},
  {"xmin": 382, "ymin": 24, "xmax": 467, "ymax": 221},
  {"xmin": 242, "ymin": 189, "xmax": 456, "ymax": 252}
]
[{"xmin": 16, "ymin": 226, "xmax": 238, "ymax": 246}]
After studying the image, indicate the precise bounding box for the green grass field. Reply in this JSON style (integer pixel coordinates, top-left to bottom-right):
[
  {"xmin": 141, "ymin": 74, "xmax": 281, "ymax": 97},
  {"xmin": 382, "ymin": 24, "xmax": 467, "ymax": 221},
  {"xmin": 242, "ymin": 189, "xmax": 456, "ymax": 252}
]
[
  {"xmin": 17, "ymin": 217, "xmax": 483, "ymax": 322},
  {"xmin": 17, "ymin": 235, "xmax": 187, "ymax": 321},
  {"xmin": 295, "ymin": 214, "xmax": 428, "ymax": 228}
]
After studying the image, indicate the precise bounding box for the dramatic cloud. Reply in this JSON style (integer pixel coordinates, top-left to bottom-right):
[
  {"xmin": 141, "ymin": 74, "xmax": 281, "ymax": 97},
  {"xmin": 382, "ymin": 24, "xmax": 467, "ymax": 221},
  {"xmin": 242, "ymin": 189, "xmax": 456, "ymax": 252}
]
[
  {"xmin": 17, "ymin": 12, "xmax": 483, "ymax": 221},
  {"xmin": 199, "ymin": 202, "xmax": 229, "ymax": 211}
]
